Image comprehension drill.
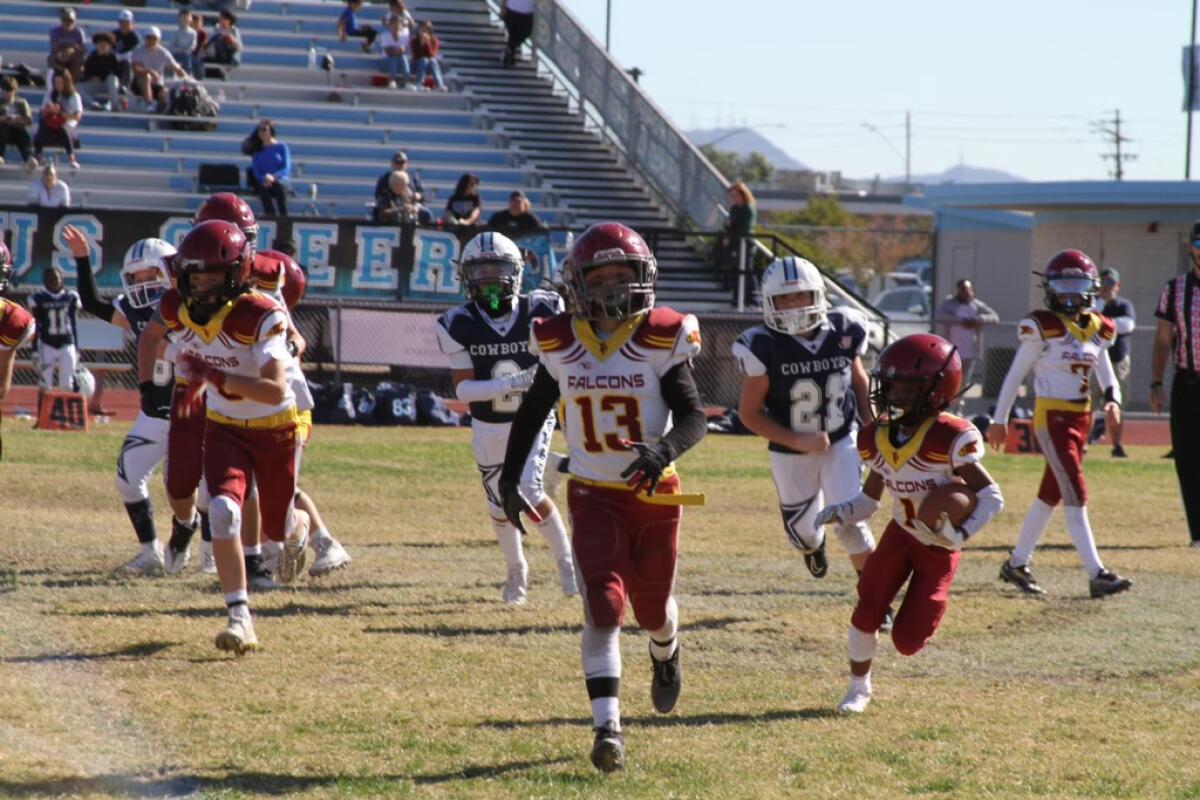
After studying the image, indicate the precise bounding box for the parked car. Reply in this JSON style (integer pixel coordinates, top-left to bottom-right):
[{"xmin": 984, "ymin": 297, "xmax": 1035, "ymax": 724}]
[
  {"xmin": 870, "ymin": 285, "xmax": 931, "ymax": 339},
  {"xmin": 894, "ymin": 259, "xmax": 933, "ymax": 286}
]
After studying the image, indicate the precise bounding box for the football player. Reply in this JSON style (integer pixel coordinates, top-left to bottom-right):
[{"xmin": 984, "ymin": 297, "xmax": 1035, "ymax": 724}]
[
  {"xmin": 434, "ymin": 231, "xmax": 576, "ymax": 604},
  {"xmin": 986, "ymin": 250, "xmax": 1132, "ymax": 598},
  {"xmin": 0, "ymin": 241, "xmax": 37, "ymax": 459},
  {"xmin": 500, "ymin": 223, "xmax": 708, "ymax": 772},
  {"xmin": 28, "ymin": 265, "xmax": 81, "ymax": 413},
  {"xmin": 815, "ymin": 334, "xmax": 1004, "ymax": 714},
  {"xmin": 163, "ymin": 220, "xmax": 309, "ymax": 654},
  {"xmin": 732, "ymin": 256, "xmax": 877, "ymax": 580},
  {"xmin": 65, "ymin": 226, "xmax": 178, "ymax": 576}
]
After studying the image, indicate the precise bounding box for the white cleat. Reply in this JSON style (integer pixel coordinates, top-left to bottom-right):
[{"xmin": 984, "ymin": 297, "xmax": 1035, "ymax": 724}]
[
  {"xmin": 503, "ymin": 563, "xmax": 529, "ymax": 605},
  {"xmin": 164, "ymin": 543, "xmax": 191, "ymax": 576},
  {"xmin": 557, "ymin": 556, "xmax": 579, "ymax": 597},
  {"xmin": 199, "ymin": 540, "xmax": 217, "ymax": 574},
  {"xmin": 543, "ymin": 452, "xmax": 568, "ymax": 498},
  {"xmin": 214, "ymin": 616, "xmax": 258, "ymax": 656},
  {"xmin": 261, "ymin": 540, "xmax": 284, "ymax": 575},
  {"xmin": 277, "ymin": 532, "xmax": 309, "ymax": 585},
  {"xmin": 837, "ymin": 685, "xmax": 872, "ymax": 714},
  {"xmin": 309, "ymin": 537, "xmax": 352, "ymax": 577},
  {"xmin": 117, "ymin": 544, "xmax": 165, "ymax": 577}
]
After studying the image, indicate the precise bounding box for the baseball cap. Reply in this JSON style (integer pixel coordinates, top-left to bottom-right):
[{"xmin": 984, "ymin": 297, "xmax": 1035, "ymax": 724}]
[
  {"xmin": 117, "ymin": 9, "xmax": 133, "ymax": 21},
  {"xmin": 1099, "ymin": 268, "xmax": 1120, "ymax": 284},
  {"xmin": 60, "ymin": 7, "xmax": 76, "ymax": 20},
  {"xmin": 509, "ymin": 190, "xmax": 527, "ymax": 199},
  {"xmin": 391, "ymin": 150, "xmax": 408, "ymax": 163},
  {"xmin": 146, "ymin": 25, "xmax": 162, "ymax": 39}
]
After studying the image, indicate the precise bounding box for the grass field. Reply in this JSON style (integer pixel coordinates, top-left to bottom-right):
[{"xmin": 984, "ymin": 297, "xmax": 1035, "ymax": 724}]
[{"xmin": 0, "ymin": 420, "xmax": 1197, "ymax": 799}]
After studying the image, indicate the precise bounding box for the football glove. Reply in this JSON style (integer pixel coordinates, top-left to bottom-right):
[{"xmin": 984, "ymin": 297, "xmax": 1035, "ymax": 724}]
[
  {"xmin": 176, "ymin": 353, "xmax": 227, "ymax": 419},
  {"xmin": 499, "ymin": 479, "xmax": 542, "ymax": 535},
  {"xmin": 138, "ymin": 381, "xmax": 171, "ymax": 419},
  {"xmin": 814, "ymin": 503, "xmax": 847, "ymax": 528},
  {"xmin": 618, "ymin": 440, "xmax": 671, "ymax": 496},
  {"xmin": 504, "ymin": 367, "xmax": 537, "ymax": 394},
  {"xmin": 912, "ymin": 512, "xmax": 967, "ymax": 548}
]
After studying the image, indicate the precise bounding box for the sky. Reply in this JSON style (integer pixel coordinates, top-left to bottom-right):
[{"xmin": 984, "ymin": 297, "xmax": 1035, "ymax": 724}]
[{"xmin": 557, "ymin": 0, "xmax": 1198, "ymax": 182}]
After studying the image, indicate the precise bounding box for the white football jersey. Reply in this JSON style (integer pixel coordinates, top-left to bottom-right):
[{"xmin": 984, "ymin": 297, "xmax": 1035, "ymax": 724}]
[
  {"xmin": 858, "ymin": 413, "xmax": 984, "ymax": 551},
  {"xmin": 160, "ymin": 288, "xmax": 295, "ymax": 420},
  {"xmin": 1017, "ymin": 310, "xmax": 1117, "ymax": 403},
  {"xmin": 530, "ymin": 307, "xmax": 701, "ymax": 483}
]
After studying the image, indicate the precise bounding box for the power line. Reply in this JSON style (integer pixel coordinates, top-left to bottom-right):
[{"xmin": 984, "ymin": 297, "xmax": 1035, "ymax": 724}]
[{"xmin": 1092, "ymin": 109, "xmax": 1137, "ymax": 180}]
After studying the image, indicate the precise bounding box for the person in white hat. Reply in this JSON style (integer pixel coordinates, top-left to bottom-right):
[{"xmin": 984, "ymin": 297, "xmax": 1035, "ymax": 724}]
[{"xmin": 130, "ymin": 26, "xmax": 187, "ymax": 111}]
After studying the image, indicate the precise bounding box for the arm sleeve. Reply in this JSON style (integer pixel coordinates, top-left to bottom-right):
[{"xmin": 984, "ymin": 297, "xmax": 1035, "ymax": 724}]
[
  {"xmin": 499, "ymin": 366, "xmax": 561, "ymax": 484},
  {"xmin": 992, "ymin": 336, "xmax": 1042, "ymax": 423},
  {"xmin": 960, "ymin": 483, "xmax": 1003, "ymax": 538},
  {"xmin": 74, "ymin": 256, "xmax": 115, "ymax": 323},
  {"xmin": 657, "ymin": 361, "xmax": 707, "ymax": 462},
  {"xmin": 456, "ymin": 377, "xmax": 515, "ymax": 404},
  {"xmin": 1095, "ymin": 348, "xmax": 1121, "ymax": 405}
]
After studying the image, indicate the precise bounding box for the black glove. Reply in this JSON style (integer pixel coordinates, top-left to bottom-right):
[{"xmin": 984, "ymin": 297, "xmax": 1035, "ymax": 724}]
[
  {"xmin": 619, "ymin": 440, "xmax": 671, "ymax": 496},
  {"xmin": 139, "ymin": 381, "xmax": 170, "ymax": 419},
  {"xmin": 499, "ymin": 479, "xmax": 538, "ymax": 534}
]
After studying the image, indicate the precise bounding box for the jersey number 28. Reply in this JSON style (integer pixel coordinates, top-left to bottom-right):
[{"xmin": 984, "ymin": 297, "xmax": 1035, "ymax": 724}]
[{"xmin": 790, "ymin": 373, "xmax": 847, "ymax": 433}]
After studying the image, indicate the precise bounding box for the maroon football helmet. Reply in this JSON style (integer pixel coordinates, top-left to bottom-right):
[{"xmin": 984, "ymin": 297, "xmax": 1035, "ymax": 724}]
[
  {"xmin": 196, "ymin": 192, "xmax": 259, "ymax": 244},
  {"xmin": 0, "ymin": 239, "xmax": 11, "ymax": 293},
  {"xmin": 564, "ymin": 222, "xmax": 657, "ymax": 320},
  {"xmin": 279, "ymin": 254, "xmax": 307, "ymax": 311},
  {"xmin": 870, "ymin": 333, "xmax": 963, "ymax": 426},
  {"xmin": 173, "ymin": 220, "xmax": 252, "ymax": 322},
  {"xmin": 1037, "ymin": 250, "xmax": 1099, "ymax": 315}
]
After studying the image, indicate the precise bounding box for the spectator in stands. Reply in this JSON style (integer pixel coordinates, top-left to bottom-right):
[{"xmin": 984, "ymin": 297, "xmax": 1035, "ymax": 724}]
[
  {"xmin": 379, "ymin": 14, "xmax": 412, "ymax": 89},
  {"xmin": 131, "ymin": 28, "xmax": 187, "ymax": 113},
  {"xmin": 500, "ymin": 0, "xmax": 535, "ymax": 67},
  {"xmin": 169, "ymin": 10, "xmax": 200, "ymax": 80},
  {"xmin": 338, "ymin": 0, "xmax": 378, "ymax": 54},
  {"xmin": 112, "ymin": 9, "xmax": 140, "ymax": 87},
  {"xmin": 715, "ymin": 181, "xmax": 756, "ymax": 288},
  {"xmin": 33, "ymin": 69, "xmax": 82, "ymax": 169},
  {"xmin": 376, "ymin": 170, "xmax": 432, "ymax": 224},
  {"xmin": 443, "ymin": 173, "xmax": 482, "ymax": 228},
  {"xmin": 202, "ymin": 10, "xmax": 243, "ymax": 67},
  {"xmin": 0, "ymin": 78, "xmax": 34, "ymax": 169},
  {"xmin": 250, "ymin": 119, "xmax": 291, "ymax": 217},
  {"xmin": 374, "ymin": 151, "xmax": 425, "ymax": 209},
  {"xmin": 412, "ymin": 21, "xmax": 446, "ymax": 91},
  {"xmin": 190, "ymin": 14, "xmax": 209, "ymax": 79},
  {"xmin": 384, "ymin": 0, "xmax": 416, "ymax": 29},
  {"xmin": 488, "ymin": 190, "xmax": 545, "ymax": 234},
  {"xmin": 28, "ymin": 163, "xmax": 71, "ymax": 207},
  {"xmin": 78, "ymin": 33, "xmax": 123, "ymax": 112},
  {"xmin": 48, "ymin": 7, "xmax": 86, "ymax": 81}
]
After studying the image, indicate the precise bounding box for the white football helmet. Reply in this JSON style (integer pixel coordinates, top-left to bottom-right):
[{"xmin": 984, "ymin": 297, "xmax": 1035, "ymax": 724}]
[
  {"xmin": 458, "ymin": 231, "xmax": 524, "ymax": 316},
  {"xmin": 74, "ymin": 366, "xmax": 96, "ymax": 400},
  {"xmin": 760, "ymin": 256, "xmax": 827, "ymax": 335},
  {"xmin": 121, "ymin": 238, "xmax": 176, "ymax": 308}
]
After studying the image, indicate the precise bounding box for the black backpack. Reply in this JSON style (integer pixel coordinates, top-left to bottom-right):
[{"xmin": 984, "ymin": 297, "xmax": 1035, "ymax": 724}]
[{"xmin": 372, "ymin": 382, "xmax": 419, "ymax": 426}]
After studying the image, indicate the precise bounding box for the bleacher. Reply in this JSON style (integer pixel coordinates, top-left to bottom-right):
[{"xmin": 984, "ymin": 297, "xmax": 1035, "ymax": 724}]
[{"xmin": 0, "ymin": 0, "xmax": 728, "ymax": 306}]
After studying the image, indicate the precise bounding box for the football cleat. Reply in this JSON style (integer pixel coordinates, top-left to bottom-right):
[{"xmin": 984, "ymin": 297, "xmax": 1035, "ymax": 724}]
[
  {"xmin": 117, "ymin": 544, "xmax": 165, "ymax": 577},
  {"xmin": 245, "ymin": 554, "xmax": 281, "ymax": 592},
  {"xmin": 879, "ymin": 606, "xmax": 895, "ymax": 634},
  {"xmin": 650, "ymin": 643, "xmax": 682, "ymax": 714},
  {"xmin": 164, "ymin": 545, "xmax": 190, "ymax": 576},
  {"xmin": 503, "ymin": 563, "xmax": 528, "ymax": 605},
  {"xmin": 165, "ymin": 516, "xmax": 197, "ymax": 575},
  {"xmin": 214, "ymin": 616, "xmax": 258, "ymax": 656},
  {"xmin": 590, "ymin": 721, "xmax": 624, "ymax": 773},
  {"xmin": 803, "ymin": 538, "xmax": 829, "ymax": 579},
  {"xmin": 309, "ymin": 536, "xmax": 352, "ymax": 577},
  {"xmin": 1111, "ymin": 445, "xmax": 1127, "ymax": 459},
  {"xmin": 557, "ymin": 556, "xmax": 579, "ymax": 596},
  {"xmin": 999, "ymin": 560, "xmax": 1047, "ymax": 596},
  {"xmin": 199, "ymin": 540, "xmax": 217, "ymax": 574},
  {"xmin": 277, "ymin": 532, "xmax": 309, "ymax": 585},
  {"xmin": 837, "ymin": 684, "xmax": 872, "ymax": 714},
  {"xmin": 1089, "ymin": 569, "xmax": 1132, "ymax": 599},
  {"xmin": 261, "ymin": 540, "xmax": 284, "ymax": 575}
]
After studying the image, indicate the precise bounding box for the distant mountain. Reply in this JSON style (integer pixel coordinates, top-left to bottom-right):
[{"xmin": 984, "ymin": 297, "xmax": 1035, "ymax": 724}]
[
  {"xmin": 893, "ymin": 164, "xmax": 1027, "ymax": 185},
  {"xmin": 688, "ymin": 128, "xmax": 807, "ymax": 171}
]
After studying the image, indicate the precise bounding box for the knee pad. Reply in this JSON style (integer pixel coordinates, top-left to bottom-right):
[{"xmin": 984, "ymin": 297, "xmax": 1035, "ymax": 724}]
[
  {"xmin": 836, "ymin": 521, "xmax": 875, "ymax": 556},
  {"xmin": 208, "ymin": 495, "xmax": 242, "ymax": 541}
]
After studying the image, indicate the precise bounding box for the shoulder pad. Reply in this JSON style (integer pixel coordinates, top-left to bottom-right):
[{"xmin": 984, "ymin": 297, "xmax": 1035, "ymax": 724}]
[
  {"xmin": 1097, "ymin": 314, "xmax": 1117, "ymax": 340},
  {"xmin": 436, "ymin": 304, "xmax": 474, "ymax": 342},
  {"xmin": 857, "ymin": 422, "xmax": 879, "ymax": 461},
  {"xmin": 0, "ymin": 299, "xmax": 34, "ymax": 348},
  {"xmin": 1027, "ymin": 310, "xmax": 1067, "ymax": 340},
  {"xmin": 532, "ymin": 312, "xmax": 575, "ymax": 353},
  {"xmin": 526, "ymin": 289, "xmax": 565, "ymax": 317},
  {"xmin": 252, "ymin": 250, "xmax": 286, "ymax": 290},
  {"xmin": 919, "ymin": 414, "xmax": 975, "ymax": 463},
  {"xmin": 632, "ymin": 307, "xmax": 686, "ymax": 350},
  {"xmin": 224, "ymin": 292, "xmax": 282, "ymax": 344}
]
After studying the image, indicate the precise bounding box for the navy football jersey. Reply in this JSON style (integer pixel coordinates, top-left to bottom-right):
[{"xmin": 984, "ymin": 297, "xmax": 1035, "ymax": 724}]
[
  {"xmin": 116, "ymin": 294, "xmax": 174, "ymax": 417},
  {"xmin": 435, "ymin": 290, "xmax": 564, "ymax": 424},
  {"xmin": 29, "ymin": 288, "xmax": 81, "ymax": 348},
  {"xmin": 732, "ymin": 308, "xmax": 868, "ymax": 453}
]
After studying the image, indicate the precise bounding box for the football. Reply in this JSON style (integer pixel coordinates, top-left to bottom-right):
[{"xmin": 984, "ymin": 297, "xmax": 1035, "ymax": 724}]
[{"xmin": 917, "ymin": 483, "xmax": 977, "ymax": 528}]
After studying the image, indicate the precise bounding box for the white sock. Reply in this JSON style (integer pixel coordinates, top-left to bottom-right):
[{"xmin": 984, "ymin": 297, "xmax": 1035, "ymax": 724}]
[
  {"xmin": 224, "ymin": 589, "xmax": 250, "ymax": 621},
  {"xmin": 1063, "ymin": 505, "xmax": 1104, "ymax": 578},
  {"xmin": 648, "ymin": 597, "xmax": 679, "ymax": 661},
  {"xmin": 1010, "ymin": 498, "xmax": 1055, "ymax": 567},
  {"xmin": 491, "ymin": 518, "xmax": 527, "ymax": 570},
  {"xmin": 534, "ymin": 506, "xmax": 572, "ymax": 562},
  {"xmin": 849, "ymin": 673, "xmax": 871, "ymax": 693},
  {"xmin": 313, "ymin": 527, "xmax": 334, "ymax": 546},
  {"xmin": 590, "ymin": 696, "xmax": 620, "ymax": 730},
  {"xmin": 144, "ymin": 540, "xmax": 162, "ymax": 554},
  {"xmin": 243, "ymin": 544, "xmax": 262, "ymax": 557}
]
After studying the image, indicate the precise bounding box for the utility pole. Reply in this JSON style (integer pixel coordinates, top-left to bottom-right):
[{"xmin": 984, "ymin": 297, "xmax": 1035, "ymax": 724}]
[
  {"xmin": 905, "ymin": 110, "xmax": 912, "ymax": 187},
  {"xmin": 1188, "ymin": 0, "xmax": 1197, "ymax": 178},
  {"xmin": 605, "ymin": 0, "xmax": 612, "ymax": 52},
  {"xmin": 1094, "ymin": 109, "xmax": 1137, "ymax": 181}
]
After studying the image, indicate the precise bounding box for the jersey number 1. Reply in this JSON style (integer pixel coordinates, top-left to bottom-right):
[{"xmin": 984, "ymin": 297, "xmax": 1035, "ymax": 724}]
[{"xmin": 790, "ymin": 373, "xmax": 847, "ymax": 433}]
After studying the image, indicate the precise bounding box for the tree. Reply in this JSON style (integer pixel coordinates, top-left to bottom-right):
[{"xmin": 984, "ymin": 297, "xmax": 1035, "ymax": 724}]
[{"xmin": 700, "ymin": 145, "xmax": 774, "ymax": 184}]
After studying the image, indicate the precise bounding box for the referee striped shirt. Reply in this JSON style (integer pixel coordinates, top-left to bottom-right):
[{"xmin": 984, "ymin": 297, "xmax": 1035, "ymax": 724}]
[{"xmin": 1155, "ymin": 271, "xmax": 1200, "ymax": 372}]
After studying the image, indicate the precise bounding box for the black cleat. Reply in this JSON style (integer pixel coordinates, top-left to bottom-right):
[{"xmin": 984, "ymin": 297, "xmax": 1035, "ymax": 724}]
[
  {"xmin": 650, "ymin": 643, "xmax": 681, "ymax": 714},
  {"xmin": 803, "ymin": 539, "xmax": 829, "ymax": 579},
  {"xmin": 1111, "ymin": 444, "xmax": 1127, "ymax": 458},
  {"xmin": 590, "ymin": 721, "xmax": 624, "ymax": 773},
  {"xmin": 245, "ymin": 554, "xmax": 281, "ymax": 591},
  {"xmin": 879, "ymin": 606, "xmax": 895, "ymax": 634},
  {"xmin": 999, "ymin": 560, "xmax": 1047, "ymax": 596},
  {"xmin": 1089, "ymin": 569, "xmax": 1132, "ymax": 598}
]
